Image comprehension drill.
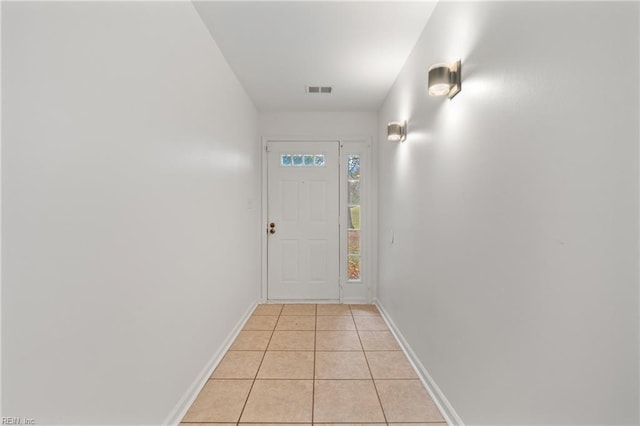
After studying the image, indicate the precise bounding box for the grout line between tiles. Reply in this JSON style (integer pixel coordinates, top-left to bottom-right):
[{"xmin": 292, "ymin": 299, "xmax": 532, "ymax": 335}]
[
  {"xmin": 234, "ymin": 305, "xmax": 280, "ymax": 423},
  {"xmin": 355, "ymin": 314, "xmax": 388, "ymax": 424},
  {"xmin": 312, "ymin": 310, "xmax": 317, "ymax": 424}
]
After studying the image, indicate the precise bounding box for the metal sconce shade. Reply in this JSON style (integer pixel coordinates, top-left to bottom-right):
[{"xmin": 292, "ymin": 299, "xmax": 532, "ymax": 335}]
[
  {"xmin": 387, "ymin": 121, "xmax": 406, "ymax": 142},
  {"xmin": 428, "ymin": 60, "xmax": 461, "ymax": 99}
]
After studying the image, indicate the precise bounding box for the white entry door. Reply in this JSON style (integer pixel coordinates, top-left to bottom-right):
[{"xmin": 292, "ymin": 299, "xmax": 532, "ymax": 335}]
[{"xmin": 267, "ymin": 141, "xmax": 340, "ymax": 300}]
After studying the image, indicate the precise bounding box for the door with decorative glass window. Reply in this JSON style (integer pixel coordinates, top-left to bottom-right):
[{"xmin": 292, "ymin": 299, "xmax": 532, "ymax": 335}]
[{"xmin": 266, "ymin": 141, "xmax": 340, "ymax": 300}]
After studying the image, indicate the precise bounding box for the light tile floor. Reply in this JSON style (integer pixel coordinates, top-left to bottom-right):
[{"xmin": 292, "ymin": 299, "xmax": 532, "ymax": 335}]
[{"xmin": 180, "ymin": 304, "xmax": 446, "ymax": 425}]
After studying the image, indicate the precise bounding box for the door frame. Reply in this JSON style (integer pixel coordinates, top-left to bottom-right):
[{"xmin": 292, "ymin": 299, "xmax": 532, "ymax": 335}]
[{"xmin": 261, "ymin": 136, "xmax": 373, "ymax": 303}]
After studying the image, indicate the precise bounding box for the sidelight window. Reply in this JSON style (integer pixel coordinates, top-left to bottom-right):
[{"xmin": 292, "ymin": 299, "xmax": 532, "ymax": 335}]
[{"xmin": 347, "ymin": 155, "xmax": 361, "ymax": 281}]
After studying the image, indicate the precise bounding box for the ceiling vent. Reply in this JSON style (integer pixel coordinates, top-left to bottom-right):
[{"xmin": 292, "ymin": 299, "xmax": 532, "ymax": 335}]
[{"xmin": 306, "ymin": 86, "xmax": 332, "ymax": 94}]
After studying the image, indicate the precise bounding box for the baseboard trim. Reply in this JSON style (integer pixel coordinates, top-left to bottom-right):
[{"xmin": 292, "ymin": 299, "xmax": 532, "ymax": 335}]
[
  {"xmin": 163, "ymin": 301, "xmax": 258, "ymax": 425},
  {"xmin": 375, "ymin": 301, "xmax": 465, "ymax": 426}
]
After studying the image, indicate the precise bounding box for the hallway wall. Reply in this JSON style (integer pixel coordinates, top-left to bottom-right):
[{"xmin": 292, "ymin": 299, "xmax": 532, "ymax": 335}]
[
  {"xmin": 2, "ymin": 2, "xmax": 260, "ymax": 424},
  {"xmin": 259, "ymin": 111, "xmax": 377, "ymax": 140},
  {"xmin": 377, "ymin": 1, "xmax": 639, "ymax": 425}
]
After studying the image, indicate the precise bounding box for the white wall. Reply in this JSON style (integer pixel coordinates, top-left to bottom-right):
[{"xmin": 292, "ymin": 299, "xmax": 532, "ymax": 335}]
[
  {"xmin": 1, "ymin": 2, "xmax": 260, "ymax": 424},
  {"xmin": 378, "ymin": 1, "xmax": 639, "ymax": 425},
  {"xmin": 259, "ymin": 111, "xmax": 377, "ymax": 140}
]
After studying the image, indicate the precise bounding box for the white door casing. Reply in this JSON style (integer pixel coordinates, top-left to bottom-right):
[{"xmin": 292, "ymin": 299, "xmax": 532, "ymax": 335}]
[{"xmin": 266, "ymin": 141, "xmax": 340, "ymax": 300}]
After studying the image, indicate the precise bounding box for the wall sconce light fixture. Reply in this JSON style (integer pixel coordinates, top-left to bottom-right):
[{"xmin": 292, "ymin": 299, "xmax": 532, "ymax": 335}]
[
  {"xmin": 428, "ymin": 60, "xmax": 461, "ymax": 99},
  {"xmin": 387, "ymin": 121, "xmax": 407, "ymax": 142}
]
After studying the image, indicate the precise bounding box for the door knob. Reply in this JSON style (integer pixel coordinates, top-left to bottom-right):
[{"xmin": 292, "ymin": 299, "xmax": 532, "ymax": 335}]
[{"xmin": 268, "ymin": 222, "xmax": 276, "ymax": 234}]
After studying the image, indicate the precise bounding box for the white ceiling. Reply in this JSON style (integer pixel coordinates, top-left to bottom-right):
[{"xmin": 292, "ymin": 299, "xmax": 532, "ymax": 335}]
[{"xmin": 193, "ymin": 1, "xmax": 437, "ymax": 111}]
